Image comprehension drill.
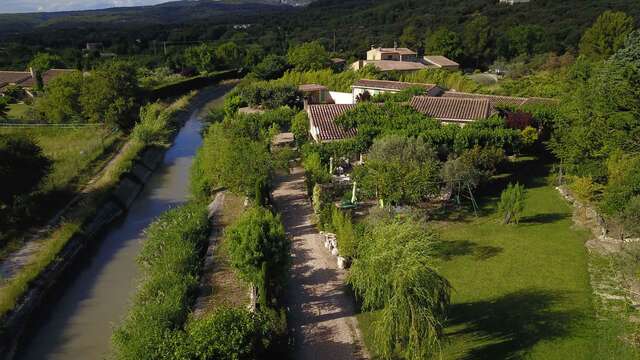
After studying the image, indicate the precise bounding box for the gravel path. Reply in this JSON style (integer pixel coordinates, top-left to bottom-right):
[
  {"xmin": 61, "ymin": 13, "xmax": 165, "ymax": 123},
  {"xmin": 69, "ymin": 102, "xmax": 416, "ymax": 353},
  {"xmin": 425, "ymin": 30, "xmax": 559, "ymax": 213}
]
[{"xmin": 273, "ymin": 167, "xmax": 368, "ymax": 360}]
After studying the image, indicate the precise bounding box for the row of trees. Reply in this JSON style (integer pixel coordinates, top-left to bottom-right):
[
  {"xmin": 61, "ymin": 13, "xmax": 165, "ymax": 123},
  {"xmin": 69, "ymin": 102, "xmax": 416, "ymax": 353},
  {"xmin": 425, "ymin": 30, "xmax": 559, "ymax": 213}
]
[{"xmin": 549, "ymin": 28, "xmax": 640, "ymax": 238}]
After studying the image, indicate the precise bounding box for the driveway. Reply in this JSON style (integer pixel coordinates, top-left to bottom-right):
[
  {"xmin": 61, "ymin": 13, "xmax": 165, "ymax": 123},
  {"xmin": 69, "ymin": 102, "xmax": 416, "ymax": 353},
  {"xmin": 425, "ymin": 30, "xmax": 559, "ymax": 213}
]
[{"xmin": 272, "ymin": 167, "xmax": 368, "ymax": 360}]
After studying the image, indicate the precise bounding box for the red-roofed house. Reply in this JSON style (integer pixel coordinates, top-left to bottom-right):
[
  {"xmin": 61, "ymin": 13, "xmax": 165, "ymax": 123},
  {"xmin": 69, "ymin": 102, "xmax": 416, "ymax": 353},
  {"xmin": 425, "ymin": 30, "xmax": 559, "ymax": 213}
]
[
  {"xmin": 0, "ymin": 68, "xmax": 76, "ymax": 97},
  {"xmin": 307, "ymin": 104, "xmax": 357, "ymax": 142},
  {"xmin": 351, "ymin": 79, "xmax": 444, "ymax": 102}
]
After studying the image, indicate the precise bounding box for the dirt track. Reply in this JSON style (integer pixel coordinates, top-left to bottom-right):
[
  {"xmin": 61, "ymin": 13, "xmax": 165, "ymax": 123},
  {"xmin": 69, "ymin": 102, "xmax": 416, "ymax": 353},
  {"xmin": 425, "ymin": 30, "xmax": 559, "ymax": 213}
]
[{"xmin": 273, "ymin": 167, "xmax": 368, "ymax": 360}]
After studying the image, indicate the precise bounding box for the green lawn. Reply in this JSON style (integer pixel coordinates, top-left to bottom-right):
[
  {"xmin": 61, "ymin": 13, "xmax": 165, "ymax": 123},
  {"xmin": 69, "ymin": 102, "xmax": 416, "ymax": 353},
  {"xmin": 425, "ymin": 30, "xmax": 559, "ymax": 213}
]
[
  {"xmin": 357, "ymin": 157, "xmax": 638, "ymax": 359},
  {"xmin": 0, "ymin": 126, "xmax": 121, "ymax": 191}
]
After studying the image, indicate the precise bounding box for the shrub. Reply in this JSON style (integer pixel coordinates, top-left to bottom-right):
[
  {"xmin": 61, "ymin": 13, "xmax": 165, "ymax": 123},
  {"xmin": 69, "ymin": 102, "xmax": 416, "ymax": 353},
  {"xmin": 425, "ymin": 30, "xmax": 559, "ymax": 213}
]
[
  {"xmin": 238, "ymin": 82, "xmax": 301, "ymax": 110},
  {"xmin": 291, "ymin": 111, "xmax": 310, "ymax": 146},
  {"xmin": 179, "ymin": 307, "xmax": 276, "ymax": 360},
  {"xmin": 569, "ymin": 176, "xmax": 603, "ymax": 204},
  {"xmin": 0, "ymin": 134, "xmax": 52, "ymax": 207},
  {"xmin": 331, "ymin": 207, "xmax": 358, "ymax": 258},
  {"xmin": 251, "ymin": 55, "xmax": 289, "ymax": 80},
  {"xmin": 498, "ymin": 182, "xmax": 526, "ymax": 224},
  {"xmin": 302, "ymin": 151, "xmax": 331, "ymax": 194}
]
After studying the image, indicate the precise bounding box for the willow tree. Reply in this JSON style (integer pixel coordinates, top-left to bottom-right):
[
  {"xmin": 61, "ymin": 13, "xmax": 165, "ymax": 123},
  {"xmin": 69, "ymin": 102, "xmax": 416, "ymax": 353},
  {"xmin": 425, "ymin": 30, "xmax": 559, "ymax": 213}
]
[{"xmin": 348, "ymin": 217, "xmax": 451, "ymax": 359}]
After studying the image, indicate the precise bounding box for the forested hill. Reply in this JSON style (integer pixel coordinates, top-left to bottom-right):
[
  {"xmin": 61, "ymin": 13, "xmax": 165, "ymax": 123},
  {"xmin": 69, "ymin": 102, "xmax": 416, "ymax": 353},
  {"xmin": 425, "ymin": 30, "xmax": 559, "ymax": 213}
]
[
  {"xmin": 273, "ymin": 0, "xmax": 640, "ymax": 60},
  {"xmin": 0, "ymin": 1, "xmax": 294, "ymax": 34}
]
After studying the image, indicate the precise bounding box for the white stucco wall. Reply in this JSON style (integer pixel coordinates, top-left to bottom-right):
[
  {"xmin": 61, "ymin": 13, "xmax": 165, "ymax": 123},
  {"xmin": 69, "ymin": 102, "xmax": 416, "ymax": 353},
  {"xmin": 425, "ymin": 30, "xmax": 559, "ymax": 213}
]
[{"xmin": 329, "ymin": 91, "xmax": 354, "ymax": 104}]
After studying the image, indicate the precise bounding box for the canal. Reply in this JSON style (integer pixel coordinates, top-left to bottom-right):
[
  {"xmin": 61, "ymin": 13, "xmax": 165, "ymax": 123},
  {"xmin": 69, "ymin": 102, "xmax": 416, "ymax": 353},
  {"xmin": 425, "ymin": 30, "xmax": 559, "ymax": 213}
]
[{"xmin": 17, "ymin": 85, "xmax": 231, "ymax": 360}]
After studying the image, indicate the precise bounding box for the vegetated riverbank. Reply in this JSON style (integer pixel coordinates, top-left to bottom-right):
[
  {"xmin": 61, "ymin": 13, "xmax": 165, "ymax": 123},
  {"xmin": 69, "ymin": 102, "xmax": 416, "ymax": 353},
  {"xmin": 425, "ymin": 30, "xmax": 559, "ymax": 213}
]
[{"xmin": 0, "ymin": 87, "xmax": 224, "ymax": 360}]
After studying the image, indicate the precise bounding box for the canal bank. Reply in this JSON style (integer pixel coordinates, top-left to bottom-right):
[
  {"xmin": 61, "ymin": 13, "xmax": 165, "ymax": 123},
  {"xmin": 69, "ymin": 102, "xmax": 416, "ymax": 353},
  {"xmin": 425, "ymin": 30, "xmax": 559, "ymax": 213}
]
[{"xmin": 11, "ymin": 85, "xmax": 232, "ymax": 360}]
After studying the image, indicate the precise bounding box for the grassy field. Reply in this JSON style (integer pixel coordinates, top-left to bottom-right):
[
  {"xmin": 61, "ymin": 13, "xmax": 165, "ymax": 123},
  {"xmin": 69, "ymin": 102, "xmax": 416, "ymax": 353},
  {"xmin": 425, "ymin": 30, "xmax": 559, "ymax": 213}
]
[
  {"xmin": 357, "ymin": 157, "xmax": 638, "ymax": 359},
  {"xmin": 0, "ymin": 126, "xmax": 122, "ymax": 191}
]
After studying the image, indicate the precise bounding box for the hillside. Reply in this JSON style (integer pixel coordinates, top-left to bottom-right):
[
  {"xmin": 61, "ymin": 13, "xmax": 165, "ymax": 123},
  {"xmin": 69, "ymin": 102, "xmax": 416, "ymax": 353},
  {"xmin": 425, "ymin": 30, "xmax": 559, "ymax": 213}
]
[{"xmin": 0, "ymin": 1, "xmax": 297, "ymax": 34}]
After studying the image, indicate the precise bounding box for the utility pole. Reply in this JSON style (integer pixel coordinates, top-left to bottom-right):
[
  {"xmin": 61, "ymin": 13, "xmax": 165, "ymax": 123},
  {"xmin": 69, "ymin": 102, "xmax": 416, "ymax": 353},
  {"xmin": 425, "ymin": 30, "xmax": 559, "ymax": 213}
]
[{"xmin": 163, "ymin": 41, "xmax": 168, "ymax": 56}]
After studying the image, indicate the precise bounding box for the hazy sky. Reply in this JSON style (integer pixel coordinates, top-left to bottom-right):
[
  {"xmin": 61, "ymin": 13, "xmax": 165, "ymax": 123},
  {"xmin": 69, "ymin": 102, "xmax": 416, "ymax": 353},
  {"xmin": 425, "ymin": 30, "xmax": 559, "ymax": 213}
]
[{"xmin": 0, "ymin": 0, "xmax": 171, "ymax": 14}]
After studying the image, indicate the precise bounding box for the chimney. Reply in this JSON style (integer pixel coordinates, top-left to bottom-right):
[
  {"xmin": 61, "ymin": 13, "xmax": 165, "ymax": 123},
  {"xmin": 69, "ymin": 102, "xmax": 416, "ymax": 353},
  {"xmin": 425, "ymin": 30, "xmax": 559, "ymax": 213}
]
[
  {"xmin": 371, "ymin": 45, "xmax": 375, "ymax": 50},
  {"xmin": 394, "ymin": 41, "xmax": 398, "ymax": 50}
]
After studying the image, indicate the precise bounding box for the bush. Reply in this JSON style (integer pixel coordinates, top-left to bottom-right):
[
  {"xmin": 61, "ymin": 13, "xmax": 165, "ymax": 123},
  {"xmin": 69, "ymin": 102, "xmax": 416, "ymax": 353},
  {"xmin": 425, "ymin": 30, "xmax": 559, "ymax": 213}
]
[
  {"xmin": 498, "ymin": 182, "xmax": 526, "ymax": 224},
  {"xmin": 569, "ymin": 176, "xmax": 603, "ymax": 204},
  {"xmin": 302, "ymin": 150, "xmax": 331, "ymax": 194},
  {"xmin": 331, "ymin": 207, "xmax": 358, "ymax": 258},
  {"xmin": 291, "ymin": 111, "xmax": 310, "ymax": 146},
  {"xmin": 237, "ymin": 82, "xmax": 301, "ymax": 110},
  {"xmin": 251, "ymin": 55, "xmax": 289, "ymax": 80},
  {"xmin": 179, "ymin": 307, "xmax": 276, "ymax": 360},
  {"xmin": 0, "ymin": 134, "xmax": 52, "ymax": 207}
]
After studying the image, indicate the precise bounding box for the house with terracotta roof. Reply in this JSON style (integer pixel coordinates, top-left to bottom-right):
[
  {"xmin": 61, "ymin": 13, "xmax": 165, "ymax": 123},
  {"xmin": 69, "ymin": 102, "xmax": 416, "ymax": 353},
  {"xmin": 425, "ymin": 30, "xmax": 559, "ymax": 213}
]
[
  {"xmin": 440, "ymin": 91, "xmax": 556, "ymax": 111},
  {"xmin": 0, "ymin": 68, "xmax": 76, "ymax": 97},
  {"xmin": 306, "ymin": 104, "xmax": 357, "ymax": 142},
  {"xmin": 410, "ymin": 96, "xmax": 492, "ymax": 124},
  {"xmin": 350, "ymin": 44, "xmax": 458, "ymax": 73},
  {"xmin": 351, "ymin": 79, "xmax": 444, "ymax": 103}
]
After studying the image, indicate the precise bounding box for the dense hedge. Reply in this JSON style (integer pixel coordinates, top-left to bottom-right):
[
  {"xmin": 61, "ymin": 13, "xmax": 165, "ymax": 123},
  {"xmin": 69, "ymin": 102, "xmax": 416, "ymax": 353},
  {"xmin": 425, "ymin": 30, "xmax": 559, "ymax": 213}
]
[
  {"xmin": 112, "ymin": 202, "xmax": 210, "ymax": 360},
  {"xmin": 146, "ymin": 70, "xmax": 236, "ymax": 101}
]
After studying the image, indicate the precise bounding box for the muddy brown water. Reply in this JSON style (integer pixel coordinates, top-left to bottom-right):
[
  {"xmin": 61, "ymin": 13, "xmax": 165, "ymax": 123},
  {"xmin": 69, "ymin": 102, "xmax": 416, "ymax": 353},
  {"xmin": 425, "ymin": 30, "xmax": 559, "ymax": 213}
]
[{"xmin": 16, "ymin": 85, "xmax": 231, "ymax": 360}]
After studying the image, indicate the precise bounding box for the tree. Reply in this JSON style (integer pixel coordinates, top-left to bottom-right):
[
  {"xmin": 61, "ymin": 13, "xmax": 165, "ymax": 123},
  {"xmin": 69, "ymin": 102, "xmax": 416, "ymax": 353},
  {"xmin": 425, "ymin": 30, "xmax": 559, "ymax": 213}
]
[
  {"xmin": 243, "ymin": 44, "xmax": 265, "ymax": 69},
  {"xmin": 34, "ymin": 71, "xmax": 83, "ymax": 123},
  {"xmin": 498, "ymin": 182, "xmax": 526, "ymax": 224},
  {"xmin": 29, "ymin": 53, "xmax": 63, "ymax": 90},
  {"xmin": 251, "ymin": 55, "xmax": 288, "ymax": 80},
  {"xmin": 463, "ymin": 15, "xmax": 492, "ymax": 67},
  {"xmin": 184, "ymin": 44, "xmax": 218, "ymax": 73},
  {"xmin": 354, "ymin": 135, "xmax": 440, "ymax": 207},
  {"xmin": 579, "ymin": 10, "xmax": 634, "ymax": 60},
  {"xmin": 348, "ymin": 217, "xmax": 451, "ymax": 360},
  {"xmin": 191, "ymin": 123, "xmax": 273, "ymax": 198},
  {"xmin": 0, "ymin": 98, "xmax": 8, "ymax": 119},
  {"xmin": 424, "ymin": 27, "xmax": 462, "ymax": 60},
  {"xmin": 80, "ymin": 60, "xmax": 140, "ymax": 130},
  {"xmin": 287, "ymin": 41, "xmax": 329, "ymax": 71},
  {"xmin": 399, "ymin": 25, "xmax": 421, "ymax": 50},
  {"xmin": 291, "ymin": 111, "xmax": 310, "ymax": 146},
  {"xmin": 611, "ymin": 30, "xmax": 640, "ymax": 67},
  {"xmin": 499, "ymin": 25, "xmax": 546, "ymax": 58},
  {"xmin": 215, "ymin": 41, "xmax": 242, "ymax": 69},
  {"xmin": 225, "ymin": 206, "xmax": 289, "ymax": 302},
  {"xmin": 0, "ymin": 135, "xmax": 52, "ymax": 207}
]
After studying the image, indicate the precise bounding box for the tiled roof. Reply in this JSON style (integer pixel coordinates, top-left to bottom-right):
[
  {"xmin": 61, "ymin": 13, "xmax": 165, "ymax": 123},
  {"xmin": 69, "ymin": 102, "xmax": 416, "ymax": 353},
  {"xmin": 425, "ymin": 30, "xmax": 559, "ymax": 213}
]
[
  {"xmin": 307, "ymin": 104, "xmax": 357, "ymax": 142},
  {"xmin": 410, "ymin": 96, "xmax": 491, "ymax": 123},
  {"xmin": 377, "ymin": 47, "xmax": 416, "ymax": 55},
  {"xmin": 423, "ymin": 55, "xmax": 459, "ymax": 68},
  {"xmin": 0, "ymin": 71, "xmax": 31, "ymax": 88},
  {"xmin": 18, "ymin": 69, "xmax": 76, "ymax": 88},
  {"xmin": 352, "ymin": 79, "xmax": 436, "ymax": 91},
  {"xmin": 362, "ymin": 60, "xmax": 428, "ymax": 71},
  {"xmin": 441, "ymin": 91, "xmax": 528, "ymax": 108},
  {"xmin": 299, "ymin": 83, "xmax": 328, "ymax": 92},
  {"xmin": 0, "ymin": 69, "xmax": 76, "ymax": 90}
]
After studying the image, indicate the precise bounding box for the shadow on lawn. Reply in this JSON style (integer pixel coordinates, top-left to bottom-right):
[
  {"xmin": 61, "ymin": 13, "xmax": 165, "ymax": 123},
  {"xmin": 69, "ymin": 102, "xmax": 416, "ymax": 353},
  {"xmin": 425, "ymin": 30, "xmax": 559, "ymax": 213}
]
[
  {"xmin": 446, "ymin": 289, "xmax": 584, "ymax": 360},
  {"xmin": 433, "ymin": 240, "xmax": 503, "ymax": 261},
  {"xmin": 520, "ymin": 212, "xmax": 568, "ymax": 224}
]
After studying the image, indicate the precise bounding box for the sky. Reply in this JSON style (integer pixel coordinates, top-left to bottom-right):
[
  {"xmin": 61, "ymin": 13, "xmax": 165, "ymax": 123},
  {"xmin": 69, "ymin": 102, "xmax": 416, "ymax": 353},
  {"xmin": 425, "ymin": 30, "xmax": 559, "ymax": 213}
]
[{"xmin": 0, "ymin": 0, "xmax": 172, "ymax": 14}]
